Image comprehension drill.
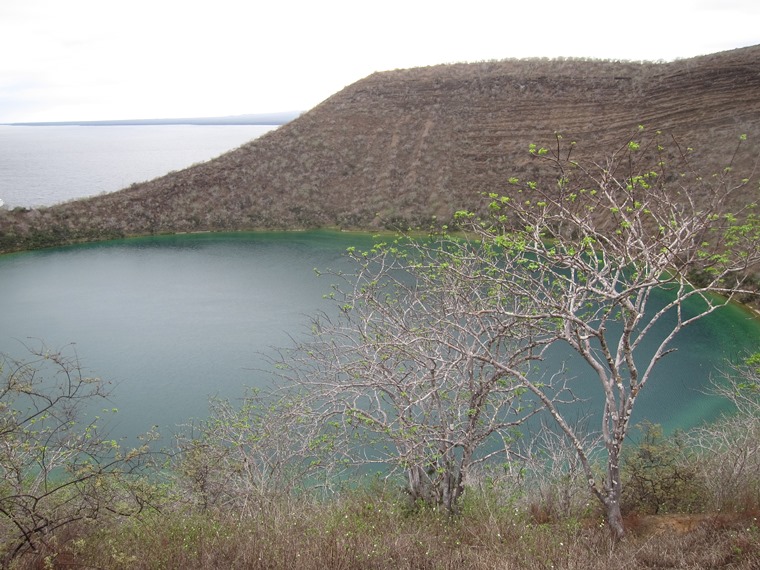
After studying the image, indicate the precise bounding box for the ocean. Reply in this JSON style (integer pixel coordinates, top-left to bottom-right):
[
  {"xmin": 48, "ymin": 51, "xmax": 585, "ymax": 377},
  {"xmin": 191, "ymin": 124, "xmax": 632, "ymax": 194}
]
[{"xmin": 0, "ymin": 124, "xmax": 276, "ymax": 208}]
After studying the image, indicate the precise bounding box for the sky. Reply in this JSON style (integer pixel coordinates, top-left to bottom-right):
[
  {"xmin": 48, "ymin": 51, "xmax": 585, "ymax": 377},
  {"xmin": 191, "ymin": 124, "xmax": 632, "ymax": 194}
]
[{"xmin": 1, "ymin": 0, "xmax": 759, "ymax": 123}]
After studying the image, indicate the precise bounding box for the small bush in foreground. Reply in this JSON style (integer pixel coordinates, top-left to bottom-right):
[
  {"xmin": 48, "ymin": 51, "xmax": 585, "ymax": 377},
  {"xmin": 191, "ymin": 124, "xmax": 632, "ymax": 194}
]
[{"xmin": 622, "ymin": 422, "xmax": 705, "ymax": 515}]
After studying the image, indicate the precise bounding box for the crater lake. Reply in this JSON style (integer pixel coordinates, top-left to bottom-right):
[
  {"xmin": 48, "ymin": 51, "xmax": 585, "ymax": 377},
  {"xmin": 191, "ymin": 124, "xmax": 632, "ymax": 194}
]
[{"xmin": 1, "ymin": 231, "xmax": 759, "ymax": 443}]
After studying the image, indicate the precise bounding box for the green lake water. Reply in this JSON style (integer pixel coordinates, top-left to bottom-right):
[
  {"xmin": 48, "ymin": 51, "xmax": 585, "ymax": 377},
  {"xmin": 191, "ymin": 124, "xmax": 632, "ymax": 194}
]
[{"xmin": 0, "ymin": 230, "xmax": 758, "ymax": 442}]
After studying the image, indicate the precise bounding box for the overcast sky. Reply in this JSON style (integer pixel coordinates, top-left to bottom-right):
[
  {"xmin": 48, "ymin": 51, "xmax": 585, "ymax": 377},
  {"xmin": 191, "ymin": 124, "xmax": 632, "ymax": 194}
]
[{"xmin": 1, "ymin": 0, "xmax": 758, "ymax": 123}]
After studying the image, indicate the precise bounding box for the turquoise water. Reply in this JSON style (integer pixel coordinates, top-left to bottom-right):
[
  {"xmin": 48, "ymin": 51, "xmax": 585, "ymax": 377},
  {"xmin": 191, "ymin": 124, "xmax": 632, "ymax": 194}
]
[
  {"xmin": 0, "ymin": 231, "xmax": 758, "ymax": 442},
  {"xmin": 553, "ymin": 290, "xmax": 760, "ymax": 432},
  {"xmin": 0, "ymin": 231, "xmax": 373, "ymax": 440}
]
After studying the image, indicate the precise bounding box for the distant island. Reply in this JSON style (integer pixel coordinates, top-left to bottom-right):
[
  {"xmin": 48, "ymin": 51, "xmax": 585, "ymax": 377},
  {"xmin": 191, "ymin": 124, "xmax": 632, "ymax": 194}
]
[{"xmin": 5, "ymin": 111, "xmax": 302, "ymax": 127}]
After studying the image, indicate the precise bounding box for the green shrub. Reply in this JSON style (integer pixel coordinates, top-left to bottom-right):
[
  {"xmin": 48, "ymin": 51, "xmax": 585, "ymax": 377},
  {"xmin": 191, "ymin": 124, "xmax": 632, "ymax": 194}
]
[{"xmin": 622, "ymin": 422, "xmax": 705, "ymax": 515}]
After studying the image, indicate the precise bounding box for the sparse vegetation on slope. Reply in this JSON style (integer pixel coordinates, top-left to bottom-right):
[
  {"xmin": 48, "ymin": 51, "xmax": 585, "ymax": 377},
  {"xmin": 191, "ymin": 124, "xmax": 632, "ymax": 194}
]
[{"xmin": 1, "ymin": 46, "xmax": 759, "ymax": 253}]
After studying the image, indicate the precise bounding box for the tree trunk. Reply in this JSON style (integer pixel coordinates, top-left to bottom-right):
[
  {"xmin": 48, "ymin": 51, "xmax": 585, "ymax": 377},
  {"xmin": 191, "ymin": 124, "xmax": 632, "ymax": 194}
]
[
  {"xmin": 407, "ymin": 465, "xmax": 428, "ymax": 504},
  {"xmin": 441, "ymin": 470, "xmax": 453, "ymax": 513},
  {"xmin": 606, "ymin": 498, "xmax": 625, "ymax": 540},
  {"xmin": 605, "ymin": 452, "xmax": 625, "ymax": 539}
]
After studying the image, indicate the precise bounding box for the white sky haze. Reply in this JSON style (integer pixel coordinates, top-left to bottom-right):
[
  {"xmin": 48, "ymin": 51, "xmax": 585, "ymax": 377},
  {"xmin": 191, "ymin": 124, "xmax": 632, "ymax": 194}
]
[{"xmin": 1, "ymin": 0, "xmax": 758, "ymax": 123}]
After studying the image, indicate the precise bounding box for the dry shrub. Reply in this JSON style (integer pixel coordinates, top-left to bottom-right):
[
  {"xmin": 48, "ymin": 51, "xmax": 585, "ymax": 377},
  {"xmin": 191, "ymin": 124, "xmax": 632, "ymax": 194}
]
[
  {"xmin": 688, "ymin": 358, "xmax": 760, "ymax": 512},
  {"xmin": 7, "ymin": 488, "xmax": 759, "ymax": 570}
]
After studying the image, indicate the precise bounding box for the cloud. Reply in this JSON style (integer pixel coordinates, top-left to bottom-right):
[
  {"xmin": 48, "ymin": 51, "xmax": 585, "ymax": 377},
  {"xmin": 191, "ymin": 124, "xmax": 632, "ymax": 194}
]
[{"xmin": 1, "ymin": 0, "xmax": 758, "ymax": 122}]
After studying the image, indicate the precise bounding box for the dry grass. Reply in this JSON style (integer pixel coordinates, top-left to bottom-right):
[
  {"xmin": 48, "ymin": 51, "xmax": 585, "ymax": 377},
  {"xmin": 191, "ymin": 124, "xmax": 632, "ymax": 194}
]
[{"xmin": 10, "ymin": 487, "xmax": 759, "ymax": 570}]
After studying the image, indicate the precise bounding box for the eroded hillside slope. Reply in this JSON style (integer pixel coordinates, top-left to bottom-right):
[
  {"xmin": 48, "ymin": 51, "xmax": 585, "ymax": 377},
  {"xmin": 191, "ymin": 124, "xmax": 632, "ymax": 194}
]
[{"xmin": 1, "ymin": 45, "xmax": 759, "ymax": 252}]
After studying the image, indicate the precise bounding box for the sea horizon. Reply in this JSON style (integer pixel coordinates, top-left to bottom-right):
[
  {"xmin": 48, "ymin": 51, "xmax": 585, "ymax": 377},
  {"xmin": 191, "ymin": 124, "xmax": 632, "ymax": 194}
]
[
  {"xmin": 2, "ymin": 110, "xmax": 302, "ymax": 127},
  {"xmin": 0, "ymin": 123, "xmax": 278, "ymax": 208}
]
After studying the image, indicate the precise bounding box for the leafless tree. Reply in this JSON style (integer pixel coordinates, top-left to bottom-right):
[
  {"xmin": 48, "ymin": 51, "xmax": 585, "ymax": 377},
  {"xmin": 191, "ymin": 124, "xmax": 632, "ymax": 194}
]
[
  {"xmin": 0, "ymin": 342, "xmax": 163, "ymax": 564},
  {"xmin": 273, "ymin": 242, "xmax": 568, "ymax": 513},
  {"xmin": 173, "ymin": 388, "xmax": 335, "ymax": 515},
  {"xmin": 448, "ymin": 128, "xmax": 760, "ymax": 537},
  {"xmin": 688, "ymin": 354, "xmax": 760, "ymax": 511}
]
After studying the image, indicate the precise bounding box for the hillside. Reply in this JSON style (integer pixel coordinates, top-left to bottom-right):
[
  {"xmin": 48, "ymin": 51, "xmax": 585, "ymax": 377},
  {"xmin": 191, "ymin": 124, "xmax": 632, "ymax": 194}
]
[{"xmin": 1, "ymin": 45, "xmax": 759, "ymax": 252}]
